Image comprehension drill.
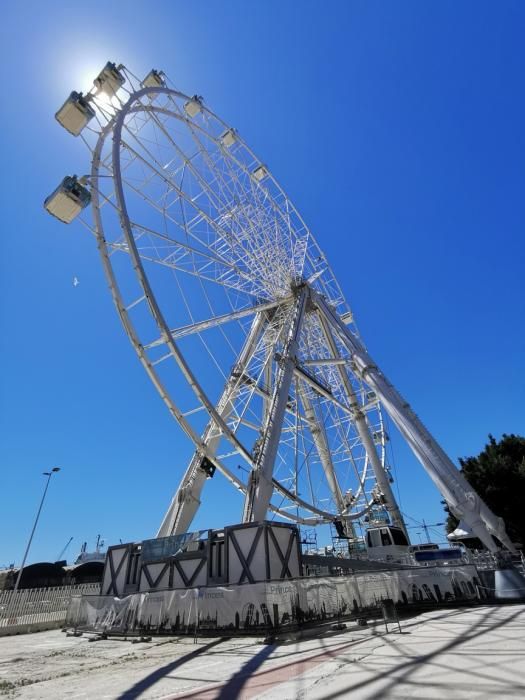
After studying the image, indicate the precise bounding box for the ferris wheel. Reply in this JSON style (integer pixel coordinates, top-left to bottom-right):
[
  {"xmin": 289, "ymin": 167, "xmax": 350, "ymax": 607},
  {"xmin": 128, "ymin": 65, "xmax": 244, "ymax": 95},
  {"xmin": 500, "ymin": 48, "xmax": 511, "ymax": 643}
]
[{"xmin": 45, "ymin": 62, "xmax": 515, "ymax": 554}]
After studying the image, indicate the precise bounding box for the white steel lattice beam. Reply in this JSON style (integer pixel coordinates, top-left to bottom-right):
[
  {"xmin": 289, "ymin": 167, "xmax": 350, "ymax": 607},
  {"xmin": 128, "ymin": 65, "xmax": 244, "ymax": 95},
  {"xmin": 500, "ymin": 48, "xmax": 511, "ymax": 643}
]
[
  {"xmin": 147, "ymin": 296, "xmax": 291, "ymax": 349},
  {"xmin": 242, "ymin": 285, "xmax": 309, "ymax": 523},
  {"xmin": 296, "ymin": 382, "xmax": 355, "ymax": 538},
  {"xmin": 315, "ymin": 309, "xmax": 408, "ymax": 538},
  {"xmin": 313, "ymin": 290, "xmax": 517, "ymax": 553},
  {"xmin": 157, "ymin": 312, "xmax": 267, "ymax": 537}
]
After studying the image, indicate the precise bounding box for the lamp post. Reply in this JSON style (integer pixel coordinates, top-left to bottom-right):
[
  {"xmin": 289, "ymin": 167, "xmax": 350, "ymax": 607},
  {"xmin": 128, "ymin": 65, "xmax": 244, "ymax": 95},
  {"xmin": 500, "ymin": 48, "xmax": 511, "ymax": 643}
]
[{"xmin": 13, "ymin": 467, "xmax": 61, "ymax": 594}]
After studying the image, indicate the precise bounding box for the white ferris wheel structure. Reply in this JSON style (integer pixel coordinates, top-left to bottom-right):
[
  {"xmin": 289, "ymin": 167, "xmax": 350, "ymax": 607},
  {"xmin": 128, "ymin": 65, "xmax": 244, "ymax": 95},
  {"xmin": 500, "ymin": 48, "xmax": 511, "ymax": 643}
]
[{"xmin": 45, "ymin": 62, "xmax": 515, "ymax": 554}]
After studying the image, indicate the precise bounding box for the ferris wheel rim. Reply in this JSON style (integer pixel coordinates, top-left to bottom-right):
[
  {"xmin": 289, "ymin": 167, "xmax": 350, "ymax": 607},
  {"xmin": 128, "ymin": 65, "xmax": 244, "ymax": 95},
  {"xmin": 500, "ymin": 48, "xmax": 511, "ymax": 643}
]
[{"xmin": 87, "ymin": 81, "xmax": 387, "ymax": 529}]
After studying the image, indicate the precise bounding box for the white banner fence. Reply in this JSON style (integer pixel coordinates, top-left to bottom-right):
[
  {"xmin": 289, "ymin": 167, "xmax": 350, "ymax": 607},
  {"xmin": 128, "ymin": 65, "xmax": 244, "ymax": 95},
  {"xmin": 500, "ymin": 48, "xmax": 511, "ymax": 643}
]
[
  {"xmin": 67, "ymin": 565, "xmax": 483, "ymax": 636},
  {"xmin": 0, "ymin": 583, "xmax": 101, "ymax": 636}
]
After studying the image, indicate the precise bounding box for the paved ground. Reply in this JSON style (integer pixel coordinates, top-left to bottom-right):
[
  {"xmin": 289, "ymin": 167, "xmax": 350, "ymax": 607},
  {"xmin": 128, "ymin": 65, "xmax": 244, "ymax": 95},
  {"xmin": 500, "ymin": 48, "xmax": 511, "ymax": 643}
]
[{"xmin": 0, "ymin": 604, "xmax": 524, "ymax": 699}]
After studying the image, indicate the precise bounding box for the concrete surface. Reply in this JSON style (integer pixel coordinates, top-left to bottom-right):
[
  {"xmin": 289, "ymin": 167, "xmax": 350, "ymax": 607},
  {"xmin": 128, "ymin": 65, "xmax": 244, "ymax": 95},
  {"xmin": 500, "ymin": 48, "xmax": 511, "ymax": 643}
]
[{"xmin": 0, "ymin": 604, "xmax": 524, "ymax": 699}]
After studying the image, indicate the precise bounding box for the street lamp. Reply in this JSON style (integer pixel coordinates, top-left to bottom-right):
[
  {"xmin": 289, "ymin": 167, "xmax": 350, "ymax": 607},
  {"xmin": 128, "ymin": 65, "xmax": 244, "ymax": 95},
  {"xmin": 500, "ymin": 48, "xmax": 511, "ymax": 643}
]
[{"xmin": 13, "ymin": 467, "xmax": 61, "ymax": 594}]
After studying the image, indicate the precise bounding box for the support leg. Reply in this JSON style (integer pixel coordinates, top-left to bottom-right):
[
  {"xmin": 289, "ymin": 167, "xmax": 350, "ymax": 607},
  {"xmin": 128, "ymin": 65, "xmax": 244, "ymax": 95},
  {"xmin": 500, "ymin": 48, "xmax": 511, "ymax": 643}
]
[
  {"xmin": 317, "ymin": 312, "xmax": 408, "ymax": 538},
  {"xmin": 314, "ymin": 291, "xmax": 516, "ymax": 553},
  {"xmin": 157, "ymin": 313, "xmax": 267, "ymax": 537},
  {"xmin": 243, "ymin": 287, "xmax": 308, "ymax": 523}
]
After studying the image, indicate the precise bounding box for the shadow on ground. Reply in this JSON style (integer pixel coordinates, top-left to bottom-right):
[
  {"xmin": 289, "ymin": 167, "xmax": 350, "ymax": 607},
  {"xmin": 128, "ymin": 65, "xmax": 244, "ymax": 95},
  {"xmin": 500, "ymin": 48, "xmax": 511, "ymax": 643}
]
[
  {"xmin": 116, "ymin": 638, "xmax": 227, "ymax": 699},
  {"xmin": 116, "ymin": 605, "xmax": 525, "ymax": 699}
]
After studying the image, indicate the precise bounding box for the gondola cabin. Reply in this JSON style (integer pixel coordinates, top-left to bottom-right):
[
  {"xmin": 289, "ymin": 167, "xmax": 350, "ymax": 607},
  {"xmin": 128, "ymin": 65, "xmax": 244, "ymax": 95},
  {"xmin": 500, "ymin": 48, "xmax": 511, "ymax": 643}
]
[
  {"xmin": 184, "ymin": 96, "xmax": 203, "ymax": 118},
  {"xmin": 93, "ymin": 62, "xmax": 125, "ymax": 96},
  {"xmin": 141, "ymin": 69, "xmax": 165, "ymax": 88},
  {"xmin": 55, "ymin": 91, "xmax": 95, "ymax": 136},
  {"xmin": 44, "ymin": 176, "xmax": 91, "ymax": 224}
]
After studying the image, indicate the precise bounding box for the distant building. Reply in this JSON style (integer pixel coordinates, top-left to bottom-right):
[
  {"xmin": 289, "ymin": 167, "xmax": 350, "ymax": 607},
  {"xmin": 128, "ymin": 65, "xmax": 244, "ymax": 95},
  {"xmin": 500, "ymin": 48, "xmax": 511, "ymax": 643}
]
[{"xmin": 0, "ymin": 560, "xmax": 103, "ymax": 591}]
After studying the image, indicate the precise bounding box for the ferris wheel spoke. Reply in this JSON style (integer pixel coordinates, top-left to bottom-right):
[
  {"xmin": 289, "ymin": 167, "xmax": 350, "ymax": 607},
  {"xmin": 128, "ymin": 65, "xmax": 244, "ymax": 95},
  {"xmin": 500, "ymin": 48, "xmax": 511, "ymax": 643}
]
[
  {"xmin": 109, "ymin": 183, "xmax": 251, "ymax": 286},
  {"xmin": 179, "ymin": 101, "xmax": 312, "ymax": 277},
  {"xmin": 119, "ymin": 130, "xmax": 239, "ymax": 254},
  {"xmin": 193, "ymin": 148, "xmax": 289, "ymax": 277},
  {"xmin": 125, "ymin": 110, "xmax": 231, "ymax": 226},
  {"xmin": 145, "ymin": 296, "xmax": 292, "ymax": 350},
  {"xmin": 109, "ymin": 243, "xmax": 255, "ymax": 297},
  {"xmin": 144, "ymin": 106, "xmax": 249, "ymax": 234},
  {"xmin": 296, "ymin": 383, "xmax": 349, "ymax": 527},
  {"xmin": 328, "ymin": 414, "xmax": 368, "ymax": 499},
  {"xmin": 124, "ymin": 104, "xmax": 316, "ymax": 300},
  {"xmin": 311, "ymin": 312, "xmax": 382, "ymax": 501},
  {"xmin": 157, "ymin": 100, "xmax": 309, "ymax": 294},
  {"xmin": 298, "ymin": 312, "xmax": 373, "ymax": 510},
  {"xmin": 119, "ymin": 135, "xmax": 279, "ymax": 298},
  {"xmin": 296, "ymin": 418, "xmax": 318, "ymax": 511},
  {"xmin": 130, "ymin": 220, "xmax": 246, "ymax": 272}
]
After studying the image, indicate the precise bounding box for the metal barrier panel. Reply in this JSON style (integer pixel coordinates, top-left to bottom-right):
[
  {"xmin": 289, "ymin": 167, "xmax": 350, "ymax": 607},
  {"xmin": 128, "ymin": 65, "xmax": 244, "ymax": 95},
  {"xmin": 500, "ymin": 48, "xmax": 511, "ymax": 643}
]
[{"xmin": 0, "ymin": 584, "xmax": 100, "ymax": 635}]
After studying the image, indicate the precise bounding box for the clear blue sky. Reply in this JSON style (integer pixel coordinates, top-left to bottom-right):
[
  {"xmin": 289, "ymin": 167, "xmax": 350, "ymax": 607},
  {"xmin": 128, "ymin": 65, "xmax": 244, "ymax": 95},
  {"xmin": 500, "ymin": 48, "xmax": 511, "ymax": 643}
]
[{"xmin": 1, "ymin": 1, "xmax": 523, "ymax": 566}]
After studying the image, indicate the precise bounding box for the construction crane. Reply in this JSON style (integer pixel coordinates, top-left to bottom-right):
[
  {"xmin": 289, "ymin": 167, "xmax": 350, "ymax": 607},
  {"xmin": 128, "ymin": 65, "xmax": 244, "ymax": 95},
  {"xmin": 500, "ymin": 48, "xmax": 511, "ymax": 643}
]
[{"xmin": 56, "ymin": 537, "xmax": 73, "ymax": 562}]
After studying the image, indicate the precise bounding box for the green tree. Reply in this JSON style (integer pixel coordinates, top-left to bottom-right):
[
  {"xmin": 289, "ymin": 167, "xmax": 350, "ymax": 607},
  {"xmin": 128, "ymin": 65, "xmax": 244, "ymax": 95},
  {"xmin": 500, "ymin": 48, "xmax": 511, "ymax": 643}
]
[{"xmin": 445, "ymin": 434, "xmax": 525, "ymax": 548}]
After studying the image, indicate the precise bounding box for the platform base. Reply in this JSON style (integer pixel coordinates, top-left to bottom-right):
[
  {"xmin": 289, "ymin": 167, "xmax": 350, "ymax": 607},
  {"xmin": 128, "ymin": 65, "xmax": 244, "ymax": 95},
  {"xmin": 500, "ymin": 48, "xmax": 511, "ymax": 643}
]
[{"xmin": 70, "ymin": 563, "xmax": 482, "ymax": 636}]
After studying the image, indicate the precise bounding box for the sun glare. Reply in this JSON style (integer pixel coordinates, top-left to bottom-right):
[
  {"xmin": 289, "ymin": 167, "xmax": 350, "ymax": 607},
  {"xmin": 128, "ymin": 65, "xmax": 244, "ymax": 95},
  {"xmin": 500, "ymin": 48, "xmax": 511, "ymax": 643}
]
[
  {"xmin": 78, "ymin": 65, "xmax": 104, "ymax": 94},
  {"xmin": 93, "ymin": 90, "xmax": 119, "ymax": 108}
]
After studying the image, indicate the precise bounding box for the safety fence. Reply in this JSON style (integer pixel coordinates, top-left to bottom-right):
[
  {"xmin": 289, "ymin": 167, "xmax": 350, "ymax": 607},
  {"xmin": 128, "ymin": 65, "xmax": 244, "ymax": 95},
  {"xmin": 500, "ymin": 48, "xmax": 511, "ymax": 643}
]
[
  {"xmin": 66, "ymin": 564, "xmax": 481, "ymax": 636},
  {"xmin": 0, "ymin": 583, "xmax": 101, "ymax": 636}
]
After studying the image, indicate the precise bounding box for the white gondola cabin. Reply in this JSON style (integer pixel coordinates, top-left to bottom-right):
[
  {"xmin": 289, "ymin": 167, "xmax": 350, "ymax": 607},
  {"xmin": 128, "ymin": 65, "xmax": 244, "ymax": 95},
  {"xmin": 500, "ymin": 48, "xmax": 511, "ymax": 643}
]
[
  {"xmin": 93, "ymin": 62, "xmax": 125, "ymax": 96},
  {"xmin": 55, "ymin": 92, "xmax": 95, "ymax": 137},
  {"xmin": 184, "ymin": 95, "xmax": 203, "ymax": 118},
  {"xmin": 141, "ymin": 69, "xmax": 165, "ymax": 88},
  {"xmin": 253, "ymin": 164, "xmax": 268, "ymax": 182},
  {"xmin": 44, "ymin": 176, "xmax": 91, "ymax": 224},
  {"xmin": 220, "ymin": 128, "xmax": 237, "ymax": 148}
]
